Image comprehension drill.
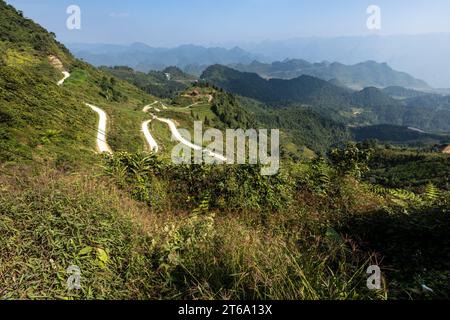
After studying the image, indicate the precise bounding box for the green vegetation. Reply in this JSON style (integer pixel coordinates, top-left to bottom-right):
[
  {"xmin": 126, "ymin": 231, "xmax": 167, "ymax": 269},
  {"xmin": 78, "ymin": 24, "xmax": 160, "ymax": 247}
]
[
  {"xmin": 0, "ymin": 0, "xmax": 158, "ymax": 164},
  {"xmin": 101, "ymin": 66, "xmax": 195, "ymax": 99},
  {"xmin": 0, "ymin": 0, "xmax": 449, "ymax": 301},
  {"xmin": 351, "ymin": 125, "xmax": 449, "ymax": 146},
  {"xmin": 211, "ymin": 91, "xmax": 256, "ymax": 129},
  {"xmin": 382, "ymin": 86, "xmax": 430, "ymax": 100},
  {"xmin": 201, "ymin": 65, "xmax": 450, "ymax": 132},
  {"xmin": 201, "ymin": 65, "xmax": 352, "ymax": 111},
  {"xmin": 365, "ymin": 146, "xmax": 450, "ymax": 191},
  {"xmin": 232, "ymin": 59, "xmax": 430, "ymax": 90},
  {"xmin": 2, "ymin": 143, "xmax": 449, "ymax": 300},
  {"xmin": 254, "ymin": 106, "xmax": 350, "ymax": 155}
]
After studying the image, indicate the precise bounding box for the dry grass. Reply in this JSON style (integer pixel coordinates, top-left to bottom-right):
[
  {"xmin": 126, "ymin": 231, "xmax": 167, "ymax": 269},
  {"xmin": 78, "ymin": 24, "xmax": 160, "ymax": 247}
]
[{"xmin": 0, "ymin": 164, "xmax": 385, "ymax": 300}]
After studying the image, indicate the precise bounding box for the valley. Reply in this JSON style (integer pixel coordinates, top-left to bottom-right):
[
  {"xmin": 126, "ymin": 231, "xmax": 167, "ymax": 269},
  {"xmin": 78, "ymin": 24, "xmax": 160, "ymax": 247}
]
[{"xmin": 0, "ymin": 0, "xmax": 449, "ymax": 302}]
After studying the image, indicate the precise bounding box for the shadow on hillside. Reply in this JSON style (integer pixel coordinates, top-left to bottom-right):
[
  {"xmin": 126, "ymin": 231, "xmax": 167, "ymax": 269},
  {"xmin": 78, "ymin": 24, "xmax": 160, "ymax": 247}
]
[{"xmin": 335, "ymin": 206, "xmax": 450, "ymax": 297}]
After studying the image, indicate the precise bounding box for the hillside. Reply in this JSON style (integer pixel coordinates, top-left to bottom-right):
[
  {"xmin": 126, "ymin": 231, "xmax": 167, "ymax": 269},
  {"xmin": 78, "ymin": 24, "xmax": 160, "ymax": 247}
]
[
  {"xmin": 366, "ymin": 147, "xmax": 450, "ymax": 190},
  {"xmin": 1, "ymin": 0, "xmax": 449, "ymax": 301},
  {"xmin": 351, "ymin": 125, "xmax": 450, "ymax": 146},
  {"xmin": 201, "ymin": 65, "xmax": 450, "ymax": 132},
  {"xmin": 231, "ymin": 59, "xmax": 430, "ymax": 90},
  {"xmin": 0, "ymin": 1, "xmax": 163, "ymax": 165},
  {"xmin": 110, "ymin": 67, "xmax": 352, "ymax": 154},
  {"xmin": 100, "ymin": 66, "xmax": 195, "ymax": 99},
  {"xmin": 201, "ymin": 64, "xmax": 353, "ymax": 109},
  {"xmin": 382, "ymin": 86, "xmax": 430, "ymax": 100}
]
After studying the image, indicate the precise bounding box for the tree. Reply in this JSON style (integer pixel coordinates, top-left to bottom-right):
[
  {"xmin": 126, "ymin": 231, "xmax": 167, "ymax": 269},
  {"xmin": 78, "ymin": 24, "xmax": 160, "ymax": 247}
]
[{"xmin": 330, "ymin": 142, "xmax": 373, "ymax": 178}]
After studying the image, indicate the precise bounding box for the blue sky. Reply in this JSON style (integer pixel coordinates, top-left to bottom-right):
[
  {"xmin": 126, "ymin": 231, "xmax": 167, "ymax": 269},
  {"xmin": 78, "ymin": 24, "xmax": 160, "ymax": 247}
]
[{"xmin": 6, "ymin": 0, "xmax": 450, "ymax": 47}]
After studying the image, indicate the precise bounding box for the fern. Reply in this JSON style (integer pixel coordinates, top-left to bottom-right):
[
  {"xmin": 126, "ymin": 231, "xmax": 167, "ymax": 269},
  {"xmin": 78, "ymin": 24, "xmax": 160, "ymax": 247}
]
[
  {"xmin": 371, "ymin": 184, "xmax": 388, "ymax": 196},
  {"xmin": 311, "ymin": 158, "xmax": 332, "ymax": 195},
  {"xmin": 424, "ymin": 183, "xmax": 439, "ymax": 205},
  {"xmin": 192, "ymin": 192, "xmax": 211, "ymax": 215}
]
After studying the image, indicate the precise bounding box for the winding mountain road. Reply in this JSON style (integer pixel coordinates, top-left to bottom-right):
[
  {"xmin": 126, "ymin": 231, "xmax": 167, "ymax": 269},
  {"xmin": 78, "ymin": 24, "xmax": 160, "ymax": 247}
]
[
  {"xmin": 142, "ymin": 101, "xmax": 158, "ymax": 113},
  {"xmin": 157, "ymin": 117, "xmax": 226, "ymax": 161},
  {"xmin": 142, "ymin": 118, "xmax": 159, "ymax": 153},
  {"xmin": 143, "ymin": 104, "xmax": 226, "ymax": 162},
  {"xmin": 85, "ymin": 103, "xmax": 113, "ymax": 154},
  {"xmin": 57, "ymin": 71, "xmax": 70, "ymax": 86},
  {"xmin": 58, "ymin": 71, "xmax": 112, "ymax": 154},
  {"xmin": 59, "ymin": 70, "xmax": 223, "ymax": 159}
]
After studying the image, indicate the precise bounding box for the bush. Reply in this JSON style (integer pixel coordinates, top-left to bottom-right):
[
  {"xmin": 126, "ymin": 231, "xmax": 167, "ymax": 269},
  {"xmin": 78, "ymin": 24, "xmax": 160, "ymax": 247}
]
[{"xmin": 103, "ymin": 153, "xmax": 294, "ymax": 214}]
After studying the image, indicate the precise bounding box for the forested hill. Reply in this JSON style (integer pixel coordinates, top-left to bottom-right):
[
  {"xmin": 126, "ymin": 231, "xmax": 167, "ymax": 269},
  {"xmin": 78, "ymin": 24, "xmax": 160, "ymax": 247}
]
[
  {"xmin": 231, "ymin": 59, "xmax": 430, "ymax": 90},
  {"xmin": 99, "ymin": 66, "xmax": 195, "ymax": 99},
  {"xmin": 201, "ymin": 64, "xmax": 354, "ymax": 108},
  {"xmin": 0, "ymin": 0, "xmax": 154, "ymax": 164},
  {"xmin": 201, "ymin": 65, "xmax": 450, "ymax": 132}
]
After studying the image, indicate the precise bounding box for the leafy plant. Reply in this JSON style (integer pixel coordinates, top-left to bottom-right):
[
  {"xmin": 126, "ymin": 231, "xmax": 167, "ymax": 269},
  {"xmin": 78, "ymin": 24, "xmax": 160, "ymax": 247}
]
[{"xmin": 330, "ymin": 142, "xmax": 373, "ymax": 178}]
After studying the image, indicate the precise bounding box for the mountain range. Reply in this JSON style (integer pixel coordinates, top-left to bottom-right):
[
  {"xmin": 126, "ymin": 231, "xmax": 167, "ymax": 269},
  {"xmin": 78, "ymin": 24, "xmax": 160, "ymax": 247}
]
[
  {"xmin": 201, "ymin": 65, "xmax": 450, "ymax": 133},
  {"xmin": 69, "ymin": 42, "xmax": 439, "ymax": 92},
  {"xmin": 230, "ymin": 59, "xmax": 429, "ymax": 90},
  {"xmin": 68, "ymin": 42, "xmax": 260, "ymax": 73},
  {"xmin": 1, "ymin": 0, "xmax": 449, "ymax": 301},
  {"xmin": 236, "ymin": 34, "xmax": 450, "ymax": 89}
]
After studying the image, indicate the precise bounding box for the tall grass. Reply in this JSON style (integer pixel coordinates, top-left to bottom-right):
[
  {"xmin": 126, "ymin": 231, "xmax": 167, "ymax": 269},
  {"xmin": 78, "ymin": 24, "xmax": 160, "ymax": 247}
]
[{"xmin": 0, "ymin": 164, "xmax": 383, "ymax": 300}]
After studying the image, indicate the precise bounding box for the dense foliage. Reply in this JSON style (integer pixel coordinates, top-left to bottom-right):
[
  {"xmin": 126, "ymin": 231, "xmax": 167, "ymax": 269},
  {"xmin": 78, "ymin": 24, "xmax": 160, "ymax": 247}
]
[
  {"xmin": 0, "ymin": 0, "xmax": 449, "ymax": 301},
  {"xmin": 101, "ymin": 66, "xmax": 193, "ymax": 99},
  {"xmin": 202, "ymin": 65, "xmax": 450, "ymax": 132},
  {"xmin": 211, "ymin": 91, "xmax": 257, "ymax": 129},
  {"xmin": 351, "ymin": 125, "xmax": 449, "ymax": 145},
  {"xmin": 95, "ymin": 149, "xmax": 449, "ymax": 299},
  {"xmin": 232, "ymin": 60, "xmax": 429, "ymax": 90},
  {"xmin": 365, "ymin": 147, "xmax": 450, "ymax": 190}
]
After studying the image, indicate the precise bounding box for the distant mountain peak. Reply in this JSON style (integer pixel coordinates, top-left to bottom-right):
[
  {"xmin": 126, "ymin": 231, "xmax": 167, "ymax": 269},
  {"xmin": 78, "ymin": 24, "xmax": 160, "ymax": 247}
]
[
  {"xmin": 69, "ymin": 43, "xmax": 259, "ymax": 72},
  {"xmin": 231, "ymin": 58, "xmax": 430, "ymax": 90}
]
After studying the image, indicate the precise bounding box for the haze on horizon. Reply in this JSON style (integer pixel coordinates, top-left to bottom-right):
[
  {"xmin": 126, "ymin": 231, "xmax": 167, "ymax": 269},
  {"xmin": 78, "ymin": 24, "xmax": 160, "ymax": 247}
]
[{"xmin": 6, "ymin": 0, "xmax": 450, "ymax": 47}]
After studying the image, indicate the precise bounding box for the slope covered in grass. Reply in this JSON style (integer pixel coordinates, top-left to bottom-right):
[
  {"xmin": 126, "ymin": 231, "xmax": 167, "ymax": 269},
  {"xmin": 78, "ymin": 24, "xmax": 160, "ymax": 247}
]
[
  {"xmin": 0, "ymin": 0, "xmax": 157, "ymax": 166},
  {"xmin": 1, "ymin": 0, "xmax": 449, "ymax": 301}
]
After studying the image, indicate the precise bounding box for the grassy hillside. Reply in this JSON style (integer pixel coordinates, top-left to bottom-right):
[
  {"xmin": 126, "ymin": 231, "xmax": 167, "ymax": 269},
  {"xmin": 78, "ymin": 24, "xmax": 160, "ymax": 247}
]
[
  {"xmin": 0, "ymin": 0, "xmax": 158, "ymax": 167},
  {"xmin": 365, "ymin": 146, "xmax": 450, "ymax": 191},
  {"xmin": 100, "ymin": 66, "xmax": 195, "ymax": 99},
  {"xmin": 2, "ymin": 147, "xmax": 449, "ymax": 299},
  {"xmin": 1, "ymin": 0, "xmax": 449, "ymax": 301}
]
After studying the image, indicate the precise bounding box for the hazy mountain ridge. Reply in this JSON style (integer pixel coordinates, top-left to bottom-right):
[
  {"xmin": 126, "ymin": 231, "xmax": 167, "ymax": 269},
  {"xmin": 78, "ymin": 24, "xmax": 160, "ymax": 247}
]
[
  {"xmin": 68, "ymin": 42, "xmax": 260, "ymax": 73},
  {"xmin": 201, "ymin": 65, "xmax": 450, "ymax": 132},
  {"xmin": 1, "ymin": 0, "xmax": 450, "ymax": 301},
  {"xmin": 231, "ymin": 59, "xmax": 429, "ymax": 90},
  {"xmin": 236, "ymin": 34, "xmax": 450, "ymax": 88}
]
